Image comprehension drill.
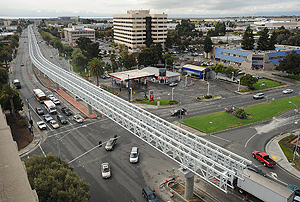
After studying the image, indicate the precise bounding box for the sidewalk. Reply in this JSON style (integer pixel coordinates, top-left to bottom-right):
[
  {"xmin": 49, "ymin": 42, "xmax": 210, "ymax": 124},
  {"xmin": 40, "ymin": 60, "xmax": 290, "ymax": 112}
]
[{"xmin": 266, "ymin": 133, "xmax": 300, "ymax": 179}]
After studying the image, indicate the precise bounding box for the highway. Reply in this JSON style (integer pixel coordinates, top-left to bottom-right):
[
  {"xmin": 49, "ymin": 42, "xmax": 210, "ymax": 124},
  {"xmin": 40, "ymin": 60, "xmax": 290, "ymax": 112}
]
[{"xmin": 13, "ymin": 26, "xmax": 300, "ymax": 202}]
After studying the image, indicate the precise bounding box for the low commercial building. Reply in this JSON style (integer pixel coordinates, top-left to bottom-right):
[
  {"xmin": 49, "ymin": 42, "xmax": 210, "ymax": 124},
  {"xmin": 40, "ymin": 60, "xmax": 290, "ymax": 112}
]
[
  {"xmin": 63, "ymin": 25, "xmax": 95, "ymax": 46},
  {"xmin": 182, "ymin": 64, "xmax": 210, "ymax": 79},
  {"xmin": 211, "ymin": 45, "xmax": 300, "ymax": 70}
]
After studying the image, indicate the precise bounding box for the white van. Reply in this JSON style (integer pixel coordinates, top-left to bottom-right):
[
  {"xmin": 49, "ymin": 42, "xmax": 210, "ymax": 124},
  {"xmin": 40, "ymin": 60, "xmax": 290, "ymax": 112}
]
[
  {"xmin": 130, "ymin": 147, "xmax": 139, "ymax": 163},
  {"xmin": 44, "ymin": 100, "xmax": 57, "ymax": 114}
]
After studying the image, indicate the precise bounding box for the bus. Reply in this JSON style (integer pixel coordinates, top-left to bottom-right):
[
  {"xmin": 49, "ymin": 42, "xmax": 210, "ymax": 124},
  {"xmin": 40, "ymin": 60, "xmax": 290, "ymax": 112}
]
[{"xmin": 33, "ymin": 89, "xmax": 47, "ymax": 103}]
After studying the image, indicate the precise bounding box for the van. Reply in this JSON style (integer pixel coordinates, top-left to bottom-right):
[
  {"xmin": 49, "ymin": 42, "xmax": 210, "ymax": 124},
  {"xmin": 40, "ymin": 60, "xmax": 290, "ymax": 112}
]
[
  {"xmin": 142, "ymin": 186, "xmax": 158, "ymax": 202},
  {"xmin": 13, "ymin": 79, "xmax": 21, "ymax": 89},
  {"xmin": 130, "ymin": 147, "xmax": 139, "ymax": 163},
  {"xmin": 44, "ymin": 100, "xmax": 57, "ymax": 114}
]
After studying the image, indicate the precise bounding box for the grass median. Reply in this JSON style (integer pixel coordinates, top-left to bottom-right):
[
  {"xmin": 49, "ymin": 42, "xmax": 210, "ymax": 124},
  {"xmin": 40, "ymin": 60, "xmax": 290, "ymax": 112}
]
[{"xmin": 182, "ymin": 95, "xmax": 300, "ymax": 134}]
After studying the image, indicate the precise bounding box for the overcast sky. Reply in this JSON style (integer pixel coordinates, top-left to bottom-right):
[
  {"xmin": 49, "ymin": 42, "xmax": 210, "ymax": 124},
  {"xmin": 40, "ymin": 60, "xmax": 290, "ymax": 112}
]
[{"xmin": 1, "ymin": 0, "xmax": 300, "ymax": 18}]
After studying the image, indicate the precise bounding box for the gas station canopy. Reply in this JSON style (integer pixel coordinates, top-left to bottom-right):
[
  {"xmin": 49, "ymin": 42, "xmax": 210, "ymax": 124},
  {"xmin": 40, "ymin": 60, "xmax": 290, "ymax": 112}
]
[{"xmin": 108, "ymin": 69, "xmax": 155, "ymax": 82}]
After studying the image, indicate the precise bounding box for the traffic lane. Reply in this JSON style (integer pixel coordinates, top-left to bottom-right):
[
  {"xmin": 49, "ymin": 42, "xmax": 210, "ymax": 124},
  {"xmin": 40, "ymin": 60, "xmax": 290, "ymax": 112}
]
[
  {"xmin": 35, "ymin": 118, "xmax": 176, "ymax": 202},
  {"xmin": 204, "ymin": 115, "xmax": 300, "ymax": 187}
]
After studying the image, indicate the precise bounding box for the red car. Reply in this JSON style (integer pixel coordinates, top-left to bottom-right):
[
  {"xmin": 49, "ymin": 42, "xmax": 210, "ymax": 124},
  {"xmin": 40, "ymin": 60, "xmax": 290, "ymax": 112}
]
[{"xmin": 252, "ymin": 150, "xmax": 276, "ymax": 167}]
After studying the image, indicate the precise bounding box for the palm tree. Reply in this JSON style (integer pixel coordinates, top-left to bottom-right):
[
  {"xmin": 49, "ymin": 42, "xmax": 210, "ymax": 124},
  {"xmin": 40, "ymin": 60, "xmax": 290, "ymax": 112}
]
[
  {"xmin": 0, "ymin": 84, "xmax": 18, "ymax": 119},
  {"xmin": 88, "ymin": 57, "xmax": 105, "ymax": 86}
]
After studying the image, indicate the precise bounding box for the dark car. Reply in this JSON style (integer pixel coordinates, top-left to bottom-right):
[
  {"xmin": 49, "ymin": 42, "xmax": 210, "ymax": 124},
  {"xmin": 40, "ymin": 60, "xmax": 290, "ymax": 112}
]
[
  {"xmin": 57, "ymin": 114, "xmax": 67, "ymax": 124},
  {"xmin": 142, "ymin": 186, "xmax": 158, "ymax": 202},
  {"xmin": 61, "ymin": 107, "xmax": 72, "ymax": 116},
  {"xmin": 105, "ymin": 138, "xmax": 117, "ymax": 151},
  {"xmin": 171, "ymin": 108, "xmax": 187, "ymax": 116},
  {"xmin": 36, "ymin": 107, "xmax": 44, "ymax": 115},
  {"xmin": 246, "ymin": 165, "xmax": 266, "ymax": 177}
]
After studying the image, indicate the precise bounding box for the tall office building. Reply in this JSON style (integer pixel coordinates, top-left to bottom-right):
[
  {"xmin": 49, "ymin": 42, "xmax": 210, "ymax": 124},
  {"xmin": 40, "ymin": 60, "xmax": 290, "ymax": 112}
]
[{"xmin": 113, "ymin": 10, "xmax": 168, "ymax": 50}]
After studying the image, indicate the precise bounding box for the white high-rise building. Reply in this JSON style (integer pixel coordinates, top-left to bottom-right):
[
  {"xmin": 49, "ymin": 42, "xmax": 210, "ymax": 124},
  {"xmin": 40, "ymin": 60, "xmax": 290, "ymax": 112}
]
[{"xmin": 113, "ymin": 10, "xmax": 168, "ymax": 50}]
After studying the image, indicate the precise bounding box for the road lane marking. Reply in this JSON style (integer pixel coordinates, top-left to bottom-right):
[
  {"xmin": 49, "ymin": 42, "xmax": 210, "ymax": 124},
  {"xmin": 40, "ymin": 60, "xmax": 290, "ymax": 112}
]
[{"xmin": 244, "ymin": 132, "xmax": 258, "ymax": 147}]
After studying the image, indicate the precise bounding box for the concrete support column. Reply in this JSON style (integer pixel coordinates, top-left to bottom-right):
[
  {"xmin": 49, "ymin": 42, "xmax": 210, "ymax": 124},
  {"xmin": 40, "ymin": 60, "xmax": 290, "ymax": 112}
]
[
  {"xmin": 39, "ymin": 69, "xmax": 43, "ymax": 76},
  {"xmin": 55, "ymin": 83, "xmax": 60, "ymax": 90},
  {"xmin": 87, "ymin": 104, "xmax": 92, "ymax": 115},
  {"xmin": 179, "ymin": 168, "xmax": 195, "ymax": 200},
  {"xmin": 184, "ymin": 173, "xmax": 194, "ymax": 199}
]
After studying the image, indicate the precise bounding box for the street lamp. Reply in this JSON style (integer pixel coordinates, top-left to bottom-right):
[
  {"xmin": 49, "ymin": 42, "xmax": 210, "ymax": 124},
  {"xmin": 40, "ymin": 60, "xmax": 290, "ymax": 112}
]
[
  {"xmin": 207, "ymin": 81, "xmax": 210, "ymax": 95},
  {"xmin": 232, "ymin": 71, "xmax": 234, "ymax": 81},
  {"xmin": 171, "ymin": 87, "xmax": 175, "ymax": 101},
  {"xmin": 238, "ymin": 79, "xmax": 241, "ymax": 92},
  {"xmin": 26, "ymin": 95, "xmax": 35, "ymax": 135},
  {"xmin": 57, "ymin": 125, "xmax": 87, "ymax": 163},
  {"xmin": 128, "ymin": 75, "xmax": 130, "ymax": 102}
]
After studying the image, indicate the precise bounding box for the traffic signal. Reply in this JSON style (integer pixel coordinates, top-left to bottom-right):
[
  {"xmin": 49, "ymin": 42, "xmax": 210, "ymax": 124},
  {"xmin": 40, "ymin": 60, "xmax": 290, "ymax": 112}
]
[{"xmin": 99, "ymin": 141, "xmax": 102, "ymax": 147}]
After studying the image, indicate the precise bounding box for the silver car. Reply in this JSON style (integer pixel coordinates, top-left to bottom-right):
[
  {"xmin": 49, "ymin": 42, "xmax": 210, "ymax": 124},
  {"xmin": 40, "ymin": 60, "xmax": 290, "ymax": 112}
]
[
  {"xmin": 283, "ymin": 89, "xmax": 293, "ymax": 94},
  {"xmin": 253, "ymin": 93, "xmax": 264, "ymax": 99},
  {"xmin": 101, "ymin": 163, "xmax": 111, "ymax": 178},
  {"xmin": 37, "ymin": 121, "xmax": 47, "ymax": 130},
  {"xmin": 73, "ymin": 115, "xmax": 83, "ymax": 123}
]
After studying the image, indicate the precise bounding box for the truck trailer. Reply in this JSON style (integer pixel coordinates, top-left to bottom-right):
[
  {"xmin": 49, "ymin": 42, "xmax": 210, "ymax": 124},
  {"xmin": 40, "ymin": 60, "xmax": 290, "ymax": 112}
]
[{"xmin": 236, "ymin": 169, "xmax": 294, "ymax": 202}]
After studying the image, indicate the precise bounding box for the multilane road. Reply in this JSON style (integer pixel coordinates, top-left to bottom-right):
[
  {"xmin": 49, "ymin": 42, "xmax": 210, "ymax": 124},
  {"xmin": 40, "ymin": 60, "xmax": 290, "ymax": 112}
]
[{"xmin": 14, "ymin": 27, "xmax": 300, "ymax": 202}]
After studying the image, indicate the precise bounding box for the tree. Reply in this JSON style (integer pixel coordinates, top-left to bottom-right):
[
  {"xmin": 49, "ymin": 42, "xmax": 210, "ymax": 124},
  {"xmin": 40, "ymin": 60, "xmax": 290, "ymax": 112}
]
[
  {"xmin": 240, "ymin": 74, "xmax": 258, "ymax": 89},
  {"xmin": 203, "ymin": 36, "xmax": 213, "ymax": 58},
  {"xmin": 211, "ymin": 64, "xmax": 225, "ymax": 78},
  {"xmin": 88, "ymin": 57, "xmax": 105, "ymax": 86},
  {"xmin": 73, "ymin": 50, "xmax": 88, "ymax": 74},
  {"xmin": 276, "ymin": 51, "xmax": 300, "ymax": 75},
  {"xmin": 224, "ymin": 66, "xmax": 238, "ymax": 79},
  {"xmin": 76, "ymin": 37, "xmax": 100, "ymax": 60},
  {"xmin": 119, "ymin": 51, "xmax": 137, "ymax": 70},
  {"xmin": 0, "ymin": 67, "xmax": 8, "ymax": 86},
  {"xmin": 257, "ymin": 28, "xmax": 270, "ymax": 51},
  {"xmin": 24, "ymin": 153, "xmax": 90, "ymax": 202},
  {"xmin": 241, "ymin": 26, "xmax": 254, "ymax": 50},
  {"xmin": 137, "ymin": 45, "xmax": 159, "ymax": 66},
  {"xmin": 0, "ymin": 84, "xmax": 23, "ymax": 119},
  {"xmin": 17, "ymin": 25, "xmax": 22, "ymax": 34}
]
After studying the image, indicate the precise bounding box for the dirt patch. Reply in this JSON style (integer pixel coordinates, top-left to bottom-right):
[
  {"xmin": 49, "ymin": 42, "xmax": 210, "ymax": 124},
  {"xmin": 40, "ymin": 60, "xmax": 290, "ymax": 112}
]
[
  {"xmin": 170, "ymin": 182, "xmax": 203, "ymax": 202},
  {"xmin": 5, "ymin": 112, "xmax": 33, "ymax": 150}
]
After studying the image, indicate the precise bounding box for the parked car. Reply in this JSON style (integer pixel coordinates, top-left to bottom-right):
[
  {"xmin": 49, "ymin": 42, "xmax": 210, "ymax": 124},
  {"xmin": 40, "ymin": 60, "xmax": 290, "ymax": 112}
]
[
  {"xmin": 101, "ymin": 162, "xmax": 111, "ymax": 178},
  {"xmin": 252, "ymin": 150, "xmax": 277, "ymax": 167},
  {"xmin": 130, "ymin": 147, "xmax": 139, "ymax": 163},
  {"xmin": 169, "ymin": 82, "xmax": 178, "ymax": 87},
  {"xmin": 36, "ymin": 107, "xmax": 44, "ymax": 115},
  {"xmin": 253, "ymin": 93, "xmax": 264, "ymax": 100},
  {"xmin": 61, "ymin": 107, "xmax": 72, "ymax": 116},
  {"xmin": 50, "ymin": 55, "xmax": 53, "ymax": 58},
  {"xmin": 57, "ymin": 114, "xmax": 67, "ymax": 124},
  {"xmin": 142, "ymin": 186, "xmax": 158, "ymax": 202},
  {"xmin": 73, "ymin": 115, "xmax": 83, "ymax": 123},
  {"xmin": 52, "ymin": 98, "xmax": 60, "ymax": 105},
  {"xmin": 43, "ymin": 114, "xmax": 53, "ymax": 122},
  {"xmin": 171, "ymin": 108, "xmax": 187, "ymax": 116},
  {"xmin": 252, "ymin": 75, "xmax": 263, "ymax": 79},
  {"xmin": 283, "ymin": 89, "xmax": 293, "ymax": 94},
  {"xmin": 21, "ymin": 63, "xmax": 24, "ymax": 66},
  {"xmin": 100, "ymin": 75, "xmax": 106, "ymax": 79},
  {"xmin": 49, "ymin": 120, "xmax": 60, "ymax": 129},
  {"xmin": 37, "ymin": 121, "xmax": 47, "ymax": 130},
  {"xmin": 246, "ymin": 165, "xmax": 266, "ymax": 177},
  {"xmin": 105, "ymin": 138, "xmax": 117, "ymax": 151}
]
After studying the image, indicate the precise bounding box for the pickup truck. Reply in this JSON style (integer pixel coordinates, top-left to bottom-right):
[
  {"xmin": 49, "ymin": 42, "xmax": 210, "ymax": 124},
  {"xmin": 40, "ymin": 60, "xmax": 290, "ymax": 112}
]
[{"xmin": 252, "ymin": 150, "xmax": 277, "ymax": 167}]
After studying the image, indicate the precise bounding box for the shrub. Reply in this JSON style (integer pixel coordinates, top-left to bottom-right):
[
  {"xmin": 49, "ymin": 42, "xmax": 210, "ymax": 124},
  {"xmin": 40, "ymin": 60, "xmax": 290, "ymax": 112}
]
[
  {"xmin": 18, "ymin": 117, "xmax": 28, "ymax": 127},
  {"xmin": 204, "ymin": 94, "xmax": 212, "ymax": 99},
  {"xmin": 235, "ymin": 108, "xmax": 248, "ymax": 119},
  {"xmin": 168, "ymin": 100, "xmax": 178, "ymax": 105}
]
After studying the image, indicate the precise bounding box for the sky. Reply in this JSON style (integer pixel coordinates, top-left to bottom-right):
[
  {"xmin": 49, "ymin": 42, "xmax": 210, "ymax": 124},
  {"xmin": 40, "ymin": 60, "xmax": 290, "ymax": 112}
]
[{"xmin": 1, "ymin": 0, "xmax": 300, "ymax": 18}]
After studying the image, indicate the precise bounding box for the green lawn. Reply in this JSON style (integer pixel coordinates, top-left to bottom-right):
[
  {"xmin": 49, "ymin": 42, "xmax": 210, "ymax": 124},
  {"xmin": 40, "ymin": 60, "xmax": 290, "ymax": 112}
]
[
  {"xmin": 182, "ymin": 96, "xmax": 300, "ymax": 134},
  {"xmin": 134, "ymin": 99, "xmax": 171, "ymax": 106},
  {"xmin": 253, "ymin": 79, "xmax": 283, "ymax": 90}
]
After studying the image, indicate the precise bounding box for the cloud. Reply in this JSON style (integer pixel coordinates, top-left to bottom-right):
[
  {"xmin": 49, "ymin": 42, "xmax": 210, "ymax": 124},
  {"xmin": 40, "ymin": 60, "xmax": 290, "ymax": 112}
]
[{"xmin": 0, "ymin": 0, "xmax": 299, "ymax": 18}]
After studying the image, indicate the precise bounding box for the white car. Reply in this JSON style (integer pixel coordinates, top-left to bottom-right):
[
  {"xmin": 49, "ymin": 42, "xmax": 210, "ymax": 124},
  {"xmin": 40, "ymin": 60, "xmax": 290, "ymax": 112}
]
[
  {"xmin": 101, "ymin": 162, "xmax": 111, "ymax": 178},
  {"xmin": 49, "ymin": 120, "xmax": 60, "ymax": 129},
  {"xmin": 283, "ymin": 89, "xmax": 293, "ymax": 94},
  {"xmin": 48, "ymin": 94, "xmax": 55, "ymax": 101},
  {"xmin": 52, "ymin": 98, "xmax": 60, "ymax": 105},
  {"xmin": 37, "ymin": 121, "xmax": 47, "ymax": 130},
  {"xmin": 73, "ymin": 115, "xmax": 83, "ymax": 123},
  {"xmin": 129, "ymin": 147, "xmax": 139, "ymax": 163}
]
